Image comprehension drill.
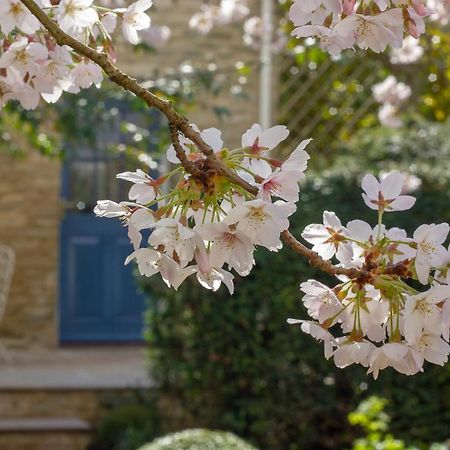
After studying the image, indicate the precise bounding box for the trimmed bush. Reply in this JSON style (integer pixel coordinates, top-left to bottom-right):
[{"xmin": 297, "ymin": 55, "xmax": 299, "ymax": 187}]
[{"xmin": 137, "ymin": 429, "xmax": 258, "ymax": 450}]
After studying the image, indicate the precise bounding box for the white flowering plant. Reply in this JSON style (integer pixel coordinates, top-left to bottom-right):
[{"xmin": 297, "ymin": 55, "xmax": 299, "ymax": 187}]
[{"xmin": 1, "ymin": 0, "xmax": 450, "ymax": 378}]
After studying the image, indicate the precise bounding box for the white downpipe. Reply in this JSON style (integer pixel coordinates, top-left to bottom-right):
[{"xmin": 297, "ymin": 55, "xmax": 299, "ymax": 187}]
[{"xmin": 259, "ymin": 0, "xmax": 274, "ymax": 129}]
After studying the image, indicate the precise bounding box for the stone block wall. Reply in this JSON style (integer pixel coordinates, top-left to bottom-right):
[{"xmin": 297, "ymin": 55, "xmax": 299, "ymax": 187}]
[
  {"xmin": 118, "ymin": 0, "xmax": 261, "ymax": 147},
  {"xmin": 0, "ymin": 152, "xmax": 61, "ymax": 348},
  {"xmin": 0, "ymin": 0, "xmax": 261, "ymax": 349}
]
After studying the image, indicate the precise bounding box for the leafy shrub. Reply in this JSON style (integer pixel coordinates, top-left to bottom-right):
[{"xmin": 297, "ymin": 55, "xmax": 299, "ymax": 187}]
[
  {"xmin": 137, "ymin": 429, "xmax": 258, "ymax": 450},
  {"xmin": 143, "ymin": 122, "xmax": 450, "ymax": 450},
  {"xmin": 349, "ymin": 396, "xmax": 448, "ymax": 450},
  {"xmin": 88, "ymin": 393, "xmax": 160, "ymax": 450}
]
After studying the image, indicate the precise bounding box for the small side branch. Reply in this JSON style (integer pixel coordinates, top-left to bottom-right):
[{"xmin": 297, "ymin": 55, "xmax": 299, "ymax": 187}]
[{"xmin": 168, "ymin": 123, "xmax": 204, "ymax": 180}]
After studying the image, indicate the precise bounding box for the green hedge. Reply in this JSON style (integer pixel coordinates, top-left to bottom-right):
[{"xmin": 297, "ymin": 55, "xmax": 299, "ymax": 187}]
[
  {"xmin": 137, "ymin": 429, "xmax": 258, "ymax": 450},
  {"xmin": 143, "ymin": 122, "xmax": 450, "ymax": 450}
]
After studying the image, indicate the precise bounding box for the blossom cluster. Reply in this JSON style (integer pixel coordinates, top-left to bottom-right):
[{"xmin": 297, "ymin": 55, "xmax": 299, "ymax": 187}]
[
  {"xmin": 428, "ymin": 0, "xmax": 450, "ymax": 24},
  {"xmin": 0, "ymin": 0, "xmax": 155, "ymax": 110},
  {"xmin": 189, "ymin": 0, "xmax": 250, "ymax": 35},
  {"xmin": 289, "ymin": 0, "xmax": 433, "ymax": 56},
  {"xmin": 95, "ymin": 123, "xmax": 311, "ymax": 295},
  {"xmin": 289, "ymin": 171, "xmax": 450, "ymax": 378},
  {"xmin": 372, "ymin": 75, "xmax": 412, "ymax": 127},
  {"xmin": 390, "ymin": 34, "xmax": 423, "ymax": 64},
  {"xmin": 188, "ymin": 0, "xmax": 287, "ymax": 52}
]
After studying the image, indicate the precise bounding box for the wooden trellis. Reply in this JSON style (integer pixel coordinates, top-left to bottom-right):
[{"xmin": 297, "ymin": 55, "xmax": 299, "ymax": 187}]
[{"xmin": 278, "ymin": 48, "xmax": 386, "ymax": 160}]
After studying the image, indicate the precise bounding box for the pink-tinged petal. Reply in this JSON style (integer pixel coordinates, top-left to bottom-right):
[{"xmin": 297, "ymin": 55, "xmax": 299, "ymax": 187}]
[
  {"xmin": 427, "ymin": 285, "xmax": 450, "ymax": 303},
  {"xmin": 128, "ymin": 184, "xmax": 156, "ymax": 204},
  {"xmin": 430, "ymin": 245, "xmax": 449, "ymax": 267},
  {"xmin": 281, "ymin": 139, "xmax": 311, "ymax": 172},
  {"xmin": 302, "ymin": 224, "xmax": 329, "ymax": 244},
  {"xmin": 128, "ymin": 223, "xmax": 142, "ymax": 251},
  {"xmin": 333, "ymin": 15, "xmax": 359, "ymax": 37},
  {"xmin": 249, "ymin": 159, "xmax": 272, "ymax": 178},
  {"xmin": 292, "ymin": 25, "xmax": 331, "ymax": 38},
  {"xmin": 300, "ymin": 279, "xmax": 329, "ymax": 296},
  {"xmin": 218, "ymin": 268, "xmax": 234, "ymax": 294},
  {"xmin": 76, "ymin": 8, "xmax": 98, "ymax": 26},
  {"xmin": 134, "ymin": 0, "xmax": 152, "ymax": 11},
  {"xmin": 433, "ymin": 223, "xmax": 450, "ymax": 244},
  {"xmin": 129, "ymin": 208, "xmax": 155, "ymax": 230},
  {"xmin": 241, "ymin": 123, "xmax": 262, "ymax": 147},
  {"xmin": 383, "ymin": 342, "xmax": 409, "ymax": 361},
  {"xmin": 361, "ymin": 174, "xmax": 380, "ymax": 199},
  {"xmin": 387, "ymin": 195, "xmax": 416, "ymax": 211},
  {"xmin": 336, "ymin": 243, "xmax": 353, "ymax": 263},
  {"xmin": 404, "ymin": 310, "xmax": 424, "ymax": 344},
  {"xmin": 362, "ymin": 193, "xmax": 378, "ymax": 210},
  {"xmin": 201, "ymin": 127, "xmax": 223, "ymax": 152},
  {"xmin": 323, "ymin": 211, "xmax": 342, "ymax": 229},
  {"xmin": 415, "ymin": 257, "xmax": 431, "ymax": 285},
  {"xmin": 116, "ymin": 169, "xmax": 148, "ymax": 183},
  {"xmin": 287, "ymin": 318, "xmax": 303, "ymax": 325},
  {"xmin": 413, "ymin": 223, "xmax": 431, "ymax": 242},
  {"xmin": 314, "ymin": 243, "xmax": 336, "ymax": 260},
  {"xmin": 424, "ymin": 336, "xmax": 450, "ymax": 365},
  {"xmin": 123, "ymin": 23, "xmax": 139, "ymax": 44},
  {"xmin": 324, "ymin": 0, "xmax": 342, "ymax": 14},
  {"xmin": 346, "ymin": 219, "xmax": 373, "ymax": 242},
  {"xmin": 289, "ymin": 0, "xmax": 320, "ymax": 24},
  {"xmin": 380, "ymin": 171, "xmax": 404, "ymax": 198},
  {"xmin": 442, "ymin": 300, "xmax": 450, "ymax": 342},
  {"xmin": 259, "ymin": 125, "xmax": 289, "ymax": 149},
  {"xmin": 166, "ymin": 144, "xmax": 180, "ymax": 164},
  {"xmin": 194, "ymin": 244, "xmax": 211, "ymax": 274}
]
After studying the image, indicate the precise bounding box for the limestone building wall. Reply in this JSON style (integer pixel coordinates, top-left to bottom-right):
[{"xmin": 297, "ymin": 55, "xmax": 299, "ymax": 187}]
[
  {"xmin": 0, "ymin": 0, "xmax": 261, "ymax": 348},
  {"xmin": 119, "ymin": 0, "xmax": 261, "ymax": 147},
  {"xmin": 0, "ymin": 152, "xmax": 61, "ymax": 348}
]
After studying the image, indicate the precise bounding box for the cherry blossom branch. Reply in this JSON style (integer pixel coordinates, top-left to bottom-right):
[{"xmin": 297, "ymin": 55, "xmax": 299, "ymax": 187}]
[
  {"xmin": 20, "ymin": 0, "xmax": 215, "ymax": 158},
  {"xmin": 280, "ymin": 231, "xmax": 360, "ymax": 278},
  {"xmin": 20, "ymin": 0, "xmax": 361, "ymax": 281}
]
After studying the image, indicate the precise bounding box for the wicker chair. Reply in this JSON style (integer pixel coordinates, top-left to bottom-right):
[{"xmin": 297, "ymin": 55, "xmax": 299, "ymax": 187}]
[{"xmin": 0, "ymin": 244, "xmax": 15, "ymax": 362}]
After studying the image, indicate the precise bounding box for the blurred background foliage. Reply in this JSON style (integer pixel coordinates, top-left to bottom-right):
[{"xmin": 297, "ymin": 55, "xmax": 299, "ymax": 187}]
[
  {"xmin": 348, "ymin": 396, "xmax": 448, "ymax": 450},
  {"xmin": 278, "ymin": 0, "xmax": 450, "ymax": 166}
]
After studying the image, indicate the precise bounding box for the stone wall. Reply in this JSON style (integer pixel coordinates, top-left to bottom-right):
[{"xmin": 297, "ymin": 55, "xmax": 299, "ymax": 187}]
[
  {"xmin": 118, "ymin": 0, "xmax": 261, "ymax": 147},
  {"xmin": 0, "ymin": 151, "xmax": 61, "ymax": 348},
  {"xmin": 0, "ymin": 1, "xmax": 261, "ymax": 349}
]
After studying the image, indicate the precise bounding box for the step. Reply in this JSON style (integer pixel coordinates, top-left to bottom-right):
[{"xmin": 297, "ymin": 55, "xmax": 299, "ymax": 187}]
[
  {"xmin": 0, "ymin": 417, "xmax": 91, "ymax": 450},
  {"xmin": 0, "ymin": 389, "xmax": 104, "ymax": 419},
  {"xmin": 0, "ymin": 432, "xmax": 91, "ymax": 450},
  {"xmin": 0, "ymin": 346, "xmax": 152, "ymax": 390},
  {"xmin": 0, "ymin": 417, "xmax": 91, "ymax": 432}
]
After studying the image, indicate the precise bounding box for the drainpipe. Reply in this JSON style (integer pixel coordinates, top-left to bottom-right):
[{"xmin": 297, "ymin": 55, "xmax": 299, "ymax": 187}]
[{"xmin": 259, "ymin": 0, "xmax": 274, "ymax": 129}]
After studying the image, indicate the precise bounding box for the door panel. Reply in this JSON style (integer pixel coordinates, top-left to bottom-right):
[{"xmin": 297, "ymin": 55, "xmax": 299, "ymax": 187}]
[
  {"xmin": 60, "ymin": 212, "xmax": 146, "ymax": 342},
  {"xmin": 68, "ymin": 236, "xmax": 104, "ymax": 320}
]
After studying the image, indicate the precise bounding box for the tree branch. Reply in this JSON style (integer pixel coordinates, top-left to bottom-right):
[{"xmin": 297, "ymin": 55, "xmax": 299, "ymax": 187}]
[
  {"xmin": 20, "ymin": 0, "xmax": 214, "ymax": 157},
  {"xmin": 168, "ymin": 122, "xmax": 204, "ymax": 180},
  {"xmin": 21, "ymin": 0, "xmax": 362, "ymax": 281}
]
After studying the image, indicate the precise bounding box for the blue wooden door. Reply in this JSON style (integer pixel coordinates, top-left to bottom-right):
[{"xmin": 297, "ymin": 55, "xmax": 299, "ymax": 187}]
[
  {"xmin": 60, "ymin": 212, "xmax": 146, "ymax": 342},
  {"xmin": 58, "ymin": 107, "xmax": 154, "ymax": 342}
]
